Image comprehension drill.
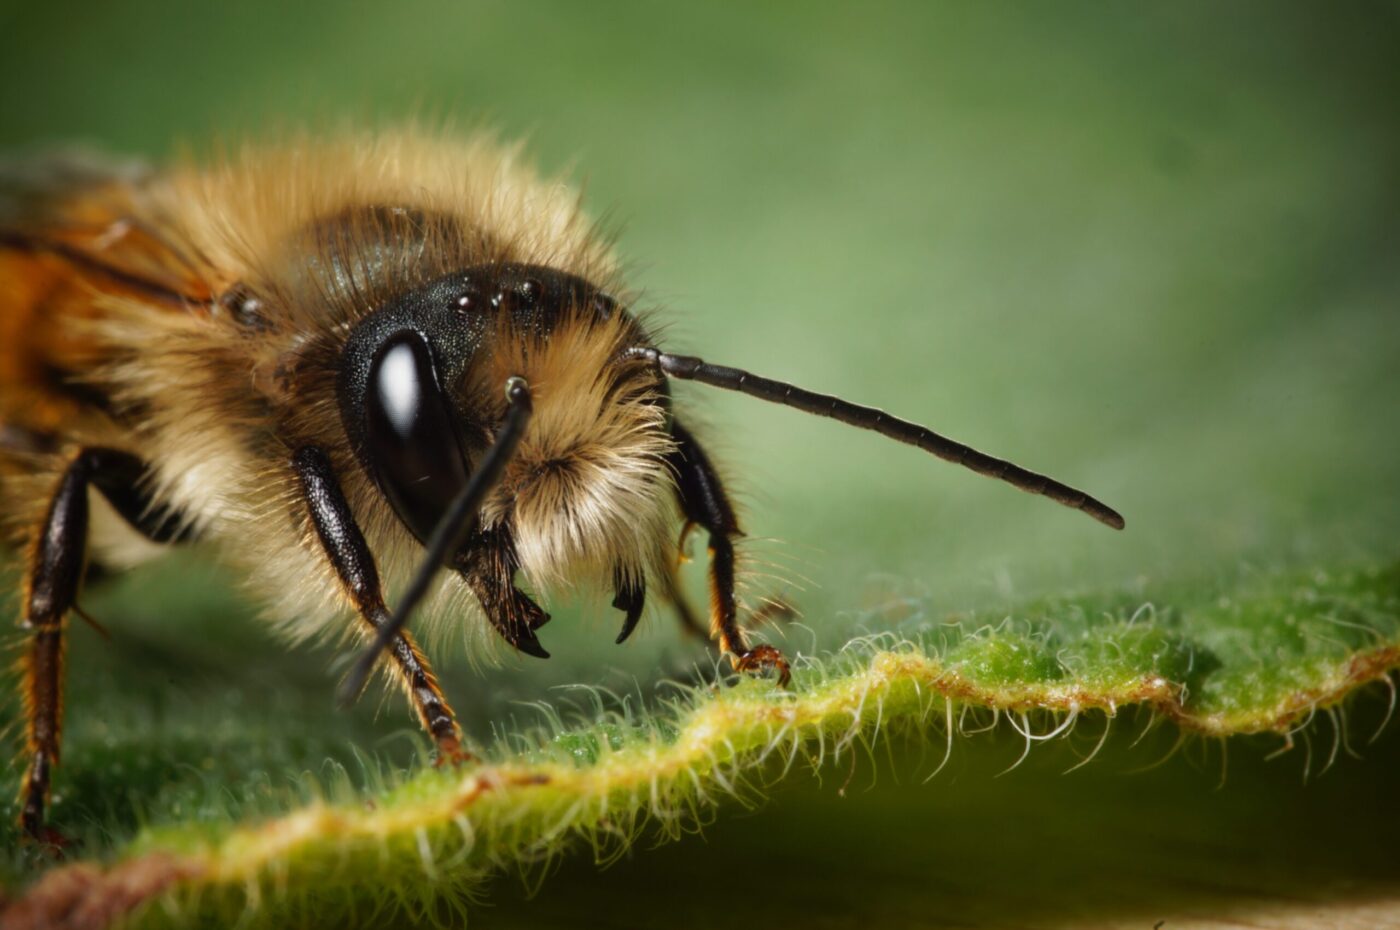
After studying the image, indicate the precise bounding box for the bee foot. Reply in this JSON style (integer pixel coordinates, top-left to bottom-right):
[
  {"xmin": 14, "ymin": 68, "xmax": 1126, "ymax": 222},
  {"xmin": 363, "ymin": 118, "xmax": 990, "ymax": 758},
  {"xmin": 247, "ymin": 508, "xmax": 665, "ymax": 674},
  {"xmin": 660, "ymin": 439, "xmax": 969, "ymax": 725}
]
[
  {"xmin": 23, "ymin": 826, "xmax": 77, "ymax": 860},
  {"xmin": 433, "ymin": 735, "xmax": 477, "ymax": 768},
  {"xmin": 732, "ymin": 644, "xmax": 792, "ymax": 688}
]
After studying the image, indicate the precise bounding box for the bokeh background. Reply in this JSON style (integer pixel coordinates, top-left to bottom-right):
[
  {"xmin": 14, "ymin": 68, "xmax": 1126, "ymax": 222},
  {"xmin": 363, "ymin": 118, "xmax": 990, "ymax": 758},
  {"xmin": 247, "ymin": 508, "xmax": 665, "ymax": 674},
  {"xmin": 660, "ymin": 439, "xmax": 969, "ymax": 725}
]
[{"xmin": 2, "ymin": 2, "xmax": 1398, "ymax": 926}]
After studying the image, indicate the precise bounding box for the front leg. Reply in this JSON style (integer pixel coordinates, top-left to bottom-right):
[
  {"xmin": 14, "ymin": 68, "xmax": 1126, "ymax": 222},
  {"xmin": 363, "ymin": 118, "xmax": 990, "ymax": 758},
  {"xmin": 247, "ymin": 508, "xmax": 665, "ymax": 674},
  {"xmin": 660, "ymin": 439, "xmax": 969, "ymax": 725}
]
[
  {"xmin": 667, "ymin": 420, "xmax": 790, "ymax": 686},
  {"xmin": 293, "ymin": 446, "xmax": 465, "ymax": 760}
]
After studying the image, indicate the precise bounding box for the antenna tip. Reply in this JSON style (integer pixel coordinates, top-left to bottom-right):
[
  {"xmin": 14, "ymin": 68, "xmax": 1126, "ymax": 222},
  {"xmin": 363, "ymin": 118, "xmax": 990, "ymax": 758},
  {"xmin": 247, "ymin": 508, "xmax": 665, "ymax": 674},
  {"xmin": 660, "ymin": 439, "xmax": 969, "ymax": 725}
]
[{"xmin": 1078, "ymin": 496, "xmax": 1125, "ymax": 530}]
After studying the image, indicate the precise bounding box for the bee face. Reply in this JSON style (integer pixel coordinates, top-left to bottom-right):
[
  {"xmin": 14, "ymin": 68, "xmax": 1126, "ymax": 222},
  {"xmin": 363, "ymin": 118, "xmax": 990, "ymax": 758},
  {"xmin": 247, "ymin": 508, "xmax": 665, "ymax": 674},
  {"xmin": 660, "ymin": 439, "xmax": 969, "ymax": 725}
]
[
  {"xmin": 336, "ymin": 262, "xmax": 662, "ymax": 572},
  {"xmin": 2, "ymin": 131, "xmax": 1120, "ymax": 842}
]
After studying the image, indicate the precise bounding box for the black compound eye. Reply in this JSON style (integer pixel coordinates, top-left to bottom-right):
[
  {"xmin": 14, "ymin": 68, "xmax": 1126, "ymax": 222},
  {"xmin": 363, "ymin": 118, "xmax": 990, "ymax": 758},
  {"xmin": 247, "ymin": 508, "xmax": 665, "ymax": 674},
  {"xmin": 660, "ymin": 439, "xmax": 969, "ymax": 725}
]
[{"xmin": 364, "ymin": 332, "xmax": 471, "ymax": 544}]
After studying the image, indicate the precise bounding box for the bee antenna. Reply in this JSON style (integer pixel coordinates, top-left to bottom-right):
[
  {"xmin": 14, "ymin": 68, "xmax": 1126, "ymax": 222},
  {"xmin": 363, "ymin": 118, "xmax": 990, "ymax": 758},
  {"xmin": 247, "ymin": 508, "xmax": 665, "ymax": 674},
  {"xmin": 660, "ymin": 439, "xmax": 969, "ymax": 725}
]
[
  {"xmin": 338, "ymin": 376, "xmax": 535, "ymax": 709},
  {"xmin": 623, "ymin": 347, "xmax": 1124, "ymax": 531}
]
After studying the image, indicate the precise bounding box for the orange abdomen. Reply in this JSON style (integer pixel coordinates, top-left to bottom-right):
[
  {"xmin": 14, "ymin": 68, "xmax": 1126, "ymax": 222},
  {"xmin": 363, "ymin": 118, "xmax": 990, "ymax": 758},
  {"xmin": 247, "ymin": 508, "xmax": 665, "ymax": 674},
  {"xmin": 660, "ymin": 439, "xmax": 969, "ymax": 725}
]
[{"xmin": 0, "ymin": 246, "xmax": 109, "ymax": 441}]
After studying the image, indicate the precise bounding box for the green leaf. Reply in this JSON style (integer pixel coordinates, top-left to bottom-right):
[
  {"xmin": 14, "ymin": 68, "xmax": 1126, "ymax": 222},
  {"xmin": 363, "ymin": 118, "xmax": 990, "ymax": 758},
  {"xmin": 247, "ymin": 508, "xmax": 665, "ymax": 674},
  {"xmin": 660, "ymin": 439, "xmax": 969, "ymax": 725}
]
[
  {"xmin": 4, "ymin": 562, "xmax": 1396, "ymax": 928},
  {"xmin": 2, "ymin": 3, "xmax": 1398, "ymax": 928}
]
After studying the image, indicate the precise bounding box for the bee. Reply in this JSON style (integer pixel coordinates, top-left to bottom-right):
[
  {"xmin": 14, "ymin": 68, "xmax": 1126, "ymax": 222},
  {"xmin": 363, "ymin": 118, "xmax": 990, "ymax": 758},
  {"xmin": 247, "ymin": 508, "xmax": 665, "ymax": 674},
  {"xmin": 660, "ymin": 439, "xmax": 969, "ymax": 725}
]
[{"xmin": 0, "ymin": 130, "xmax": 1123, "ymax": 843}]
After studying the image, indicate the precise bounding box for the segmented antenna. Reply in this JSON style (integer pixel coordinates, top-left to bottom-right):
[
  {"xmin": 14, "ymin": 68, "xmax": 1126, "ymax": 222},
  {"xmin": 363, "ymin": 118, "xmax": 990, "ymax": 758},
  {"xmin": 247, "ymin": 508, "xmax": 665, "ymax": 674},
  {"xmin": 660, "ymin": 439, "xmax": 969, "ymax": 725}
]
[
  {"xmin": 338, "ymin": 376, "xmax": 535, "ymax": 708},
  {"xmin": 624, "ymin": 347, "xmax": 1124, "ymax": 530}
]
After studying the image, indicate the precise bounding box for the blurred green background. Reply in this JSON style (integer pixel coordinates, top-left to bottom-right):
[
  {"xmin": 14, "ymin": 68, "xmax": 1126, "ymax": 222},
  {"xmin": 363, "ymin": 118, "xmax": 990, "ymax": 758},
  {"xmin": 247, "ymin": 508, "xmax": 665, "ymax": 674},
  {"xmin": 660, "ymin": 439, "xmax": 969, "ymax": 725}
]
[{"xmin": 2, "ymin": 1, "xmax": 1398, "ymax": 925}]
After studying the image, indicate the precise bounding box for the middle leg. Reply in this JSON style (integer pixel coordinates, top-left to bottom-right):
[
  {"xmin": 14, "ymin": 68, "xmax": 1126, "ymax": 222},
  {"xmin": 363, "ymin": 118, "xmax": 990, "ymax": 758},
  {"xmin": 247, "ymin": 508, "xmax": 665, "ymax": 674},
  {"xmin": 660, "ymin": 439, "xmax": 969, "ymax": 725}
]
[{"xmin": 666, "ymin": 420, "xmax": 790, "ymax": 685}]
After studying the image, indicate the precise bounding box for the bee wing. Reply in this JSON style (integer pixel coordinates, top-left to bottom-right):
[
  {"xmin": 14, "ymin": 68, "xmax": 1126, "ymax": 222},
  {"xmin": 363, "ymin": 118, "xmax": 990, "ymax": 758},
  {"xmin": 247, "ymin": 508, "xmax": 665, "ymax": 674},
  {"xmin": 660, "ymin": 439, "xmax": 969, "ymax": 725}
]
[
  {"xmin": 0, "ymin": 149, "xmax": 152, "ymax": 224},
  {"xmin": 0, "ymin": 148, "xmax": 211, "ymax": 306},
  {"xmin": 0, "ymin": 150, "xmax": 212, "ymax": 444}
]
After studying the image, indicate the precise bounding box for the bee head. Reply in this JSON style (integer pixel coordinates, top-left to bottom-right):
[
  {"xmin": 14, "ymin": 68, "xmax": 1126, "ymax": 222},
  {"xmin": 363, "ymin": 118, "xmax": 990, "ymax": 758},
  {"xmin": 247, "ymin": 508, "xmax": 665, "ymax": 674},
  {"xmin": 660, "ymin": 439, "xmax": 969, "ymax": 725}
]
[{"xmin": 336, "ymin": 262, "xmax": 674, "ymax": 583}]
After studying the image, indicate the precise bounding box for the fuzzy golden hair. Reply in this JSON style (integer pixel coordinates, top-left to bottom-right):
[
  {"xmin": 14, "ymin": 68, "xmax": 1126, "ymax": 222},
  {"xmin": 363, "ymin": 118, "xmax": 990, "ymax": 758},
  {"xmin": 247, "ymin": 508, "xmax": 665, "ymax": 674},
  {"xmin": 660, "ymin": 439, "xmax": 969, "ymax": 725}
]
[
  {"xmin": 472, "ymin": 310, "xmax": 676, "ymax": 595},
  {"xmin": 0, "ymin": 129, "xmax": 687, "ymax": 661}
]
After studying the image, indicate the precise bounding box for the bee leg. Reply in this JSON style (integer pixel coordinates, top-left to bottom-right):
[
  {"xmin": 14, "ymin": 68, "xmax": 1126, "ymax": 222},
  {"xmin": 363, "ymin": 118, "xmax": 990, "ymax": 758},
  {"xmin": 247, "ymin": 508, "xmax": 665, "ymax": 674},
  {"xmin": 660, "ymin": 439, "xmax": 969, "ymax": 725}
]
[
  {"xmin": 457, "ymin": 529, "xmax": 551, "ymax": 657},
  {"xmin": 293, "ymin": 447, "xmax": 467, "ymax": 763},
  {"xmin": 19, "ymin": 464, "xmax": 84, "ymax": 846},
  {"xmin": 17, "ymin": 454, "xmax": 91, "ymax": 843},
  {"xmin": 662, "ymin": 519, "xmax": 712, "ymax": 638},
  {"xmin": 656, "ymin": 560, "xmax": 709, "ymax": 640},
  {"xmin": 666, "ymin": 420, "xmax": 791, "ymax": 687},
  {"xmin": 17, "ymin": 448, "xmax": 194, "ymax": 843}
]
